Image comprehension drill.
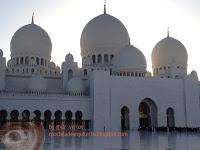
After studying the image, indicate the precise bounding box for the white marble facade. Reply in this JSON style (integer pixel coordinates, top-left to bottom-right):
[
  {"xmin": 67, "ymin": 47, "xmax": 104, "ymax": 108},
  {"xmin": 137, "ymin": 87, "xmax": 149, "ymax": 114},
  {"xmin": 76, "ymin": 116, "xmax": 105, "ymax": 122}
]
[{"xmin": 0, "ymin": 8, "xmax": 200, "ymax": 132}]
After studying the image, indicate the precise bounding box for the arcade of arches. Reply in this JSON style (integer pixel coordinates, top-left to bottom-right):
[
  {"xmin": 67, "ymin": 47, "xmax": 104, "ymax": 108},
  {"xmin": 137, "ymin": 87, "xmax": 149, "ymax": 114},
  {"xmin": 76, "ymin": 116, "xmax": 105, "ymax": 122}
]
[
  {"xmin": 121, "ymin": 98, "xmax": 176, "ymax": 131},
  {"xmin": 0, "ymin": 99, "xmax": 176, "ymax": 131},
  {"xmin": 0, "ymin": 109, "xmax": 91, "ymax": 130}
]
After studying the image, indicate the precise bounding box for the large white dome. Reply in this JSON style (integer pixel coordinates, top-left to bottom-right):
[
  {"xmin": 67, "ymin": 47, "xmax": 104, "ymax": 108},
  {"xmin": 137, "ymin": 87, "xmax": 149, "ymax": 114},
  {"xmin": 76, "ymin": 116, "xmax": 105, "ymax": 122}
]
[
  {"xmin": 152, "ymin": 36, "xmax": 188, "ymax": 67},
  {"xmin": 80, "ymin": 13, "xmax": 130, "ymax": 56},
  {"xmin": 10, "ymin": 23, "xmax": 52, "ymax": 59},
  {"xmin": 112, "ymin": 45, "xmax": 146, "ymax": 71}
]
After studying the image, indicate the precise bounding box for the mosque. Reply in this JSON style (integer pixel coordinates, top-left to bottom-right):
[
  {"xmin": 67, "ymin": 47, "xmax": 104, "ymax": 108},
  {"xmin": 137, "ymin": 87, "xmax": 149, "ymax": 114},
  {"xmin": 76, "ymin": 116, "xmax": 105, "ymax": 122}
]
[{"xmin": 0, "ymin": 4, "xmax": 200, "ymax": 132}]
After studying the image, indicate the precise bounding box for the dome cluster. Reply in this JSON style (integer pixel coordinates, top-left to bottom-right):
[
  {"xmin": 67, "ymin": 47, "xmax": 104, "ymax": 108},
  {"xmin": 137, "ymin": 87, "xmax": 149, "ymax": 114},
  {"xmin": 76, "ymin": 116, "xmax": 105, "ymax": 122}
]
[
  {"xmin": 80, "ymin": 12, "xmax": 149, "ymax": 76},
  {"xmin": 0, "ymin": 8, "xmax": 188, "ymax": 94},
  {"xmin": 80, "ymin": 10, "xmax": 188, "ymax": 78}
]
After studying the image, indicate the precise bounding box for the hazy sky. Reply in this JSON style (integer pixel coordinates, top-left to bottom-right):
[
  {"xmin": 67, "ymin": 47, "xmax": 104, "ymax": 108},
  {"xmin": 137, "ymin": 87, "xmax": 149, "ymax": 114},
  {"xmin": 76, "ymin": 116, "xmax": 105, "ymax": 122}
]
[{"xmin": 0, "ymin": 0, "xmax": 200, "ymax": 74}]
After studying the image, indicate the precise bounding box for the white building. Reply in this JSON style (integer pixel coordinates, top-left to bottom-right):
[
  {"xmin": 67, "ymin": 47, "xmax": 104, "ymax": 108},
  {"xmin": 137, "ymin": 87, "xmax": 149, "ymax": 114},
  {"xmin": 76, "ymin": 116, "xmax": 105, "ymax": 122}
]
[{"xmin": 0, "ymin": 6, "xmax": 200, "ymax": 132}]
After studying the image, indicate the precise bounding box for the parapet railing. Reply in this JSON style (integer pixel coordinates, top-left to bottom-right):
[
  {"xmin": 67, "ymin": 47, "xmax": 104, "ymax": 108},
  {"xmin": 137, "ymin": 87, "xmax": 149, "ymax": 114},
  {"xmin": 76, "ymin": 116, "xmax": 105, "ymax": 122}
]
[{"xmin": 0, "ymin": 90, "xmax": 89, "ymax": 97}]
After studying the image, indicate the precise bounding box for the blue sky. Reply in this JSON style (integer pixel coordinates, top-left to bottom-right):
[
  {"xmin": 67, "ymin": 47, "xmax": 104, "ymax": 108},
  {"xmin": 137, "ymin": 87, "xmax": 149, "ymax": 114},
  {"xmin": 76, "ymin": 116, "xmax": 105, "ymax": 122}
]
[{"xmin": 0, "ymin": 0, "xmax": 200, "ymax": 74}]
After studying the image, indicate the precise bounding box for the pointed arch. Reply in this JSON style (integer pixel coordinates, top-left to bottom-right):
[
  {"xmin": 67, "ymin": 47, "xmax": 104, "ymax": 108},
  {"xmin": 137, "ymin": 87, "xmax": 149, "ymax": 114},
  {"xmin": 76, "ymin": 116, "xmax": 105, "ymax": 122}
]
[
  {"xmin": 121, "ymin": 106, "xmax": 130, "ymax": 130},
  {"xmin": 22, "ymin": 110, "xmax": 30, "ymax": 122},
  {"xmin": 138, "ymin": 98, "xmax": 157, "ymax": 128},
  {"xmin": 54, "ymin": 110, "xmax": 62, "ymax": 126},
  {"xmin": 167, "ymin": 107, "xmax": 175, "ymax": 127},
  {"xmin": 68, "ymin": 69, "xmax": 73, "ymax": 80}
]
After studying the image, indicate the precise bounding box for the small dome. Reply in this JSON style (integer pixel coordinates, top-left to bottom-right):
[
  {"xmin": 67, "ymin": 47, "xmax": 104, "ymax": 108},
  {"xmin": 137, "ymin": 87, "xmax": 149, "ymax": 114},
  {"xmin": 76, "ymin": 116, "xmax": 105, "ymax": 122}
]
[
  {"xmin": 49, "ymin": 62, "xmax": 56, "ymax": 69},
  {"xmin": 65, "ymin": 53, "xmax": 74, "ymax": 63},
  {"xmin": 0, "ymin": 49, "xmax": 3, "ymax": 57},
  {"xmin": 67, "ymin": 77, "xmax": 86, "ymax": 94},
  {"xmin": 112, "ymin": 45, "xmax": 146, "ymax": 71},
  {"xmin": 10, "ymin": 23, "xmax": 52, "ymax": 59},
  {"xmin": 80, "ymin": 14, "xmax": 129, "ymax": 55},
  {"xmin": 191, "ymin": 70, "xmax": 197, "ymax": 76},
  {"xmin": 29, "ymin": 76, "xmax": 46, "ymax": 92},
  {"xmin": 152, "ymin": 36, "xmax": 188, "ymax": 67}
]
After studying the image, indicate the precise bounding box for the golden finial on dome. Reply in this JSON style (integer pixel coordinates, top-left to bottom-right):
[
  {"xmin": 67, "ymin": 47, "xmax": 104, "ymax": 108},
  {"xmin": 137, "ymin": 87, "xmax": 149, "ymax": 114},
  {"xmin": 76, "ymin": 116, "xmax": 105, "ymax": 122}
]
[
  {"xmin": 104, "ymin": 0, "xmax": 107, "ymax": 14},
  {"xmin": 167, "ymin": 27, "xmax": 169, "ymax": 37},
  {"xmin": 32, "ymin": 12, "xmax": 34, "ymax": 24}
]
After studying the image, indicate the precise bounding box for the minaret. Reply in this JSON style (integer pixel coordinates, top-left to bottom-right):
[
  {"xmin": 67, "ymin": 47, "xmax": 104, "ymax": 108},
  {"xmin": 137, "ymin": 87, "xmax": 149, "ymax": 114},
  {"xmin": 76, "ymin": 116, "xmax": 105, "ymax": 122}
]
[
  {"xmin": 0, "ymin": 49, "xmax": 6, "ymax": 90},
  {"xmin": 32, "ymin": 12, "xmax": 34, "ymax": 24}
]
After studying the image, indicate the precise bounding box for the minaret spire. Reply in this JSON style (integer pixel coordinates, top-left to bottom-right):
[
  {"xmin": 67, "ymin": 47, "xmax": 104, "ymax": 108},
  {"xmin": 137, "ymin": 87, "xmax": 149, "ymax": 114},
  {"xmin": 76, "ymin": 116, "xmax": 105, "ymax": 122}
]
[
  {"xmin": 167, "ymin": 27, "xmax": 169, "ymax": 37},
  {"xmin": 32, "ymin": 12, "xmax": 34, "ymax": 24},
  {"xmin": 104, "ymin": 0, "xmax": 107, "ymax": 14}
]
